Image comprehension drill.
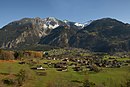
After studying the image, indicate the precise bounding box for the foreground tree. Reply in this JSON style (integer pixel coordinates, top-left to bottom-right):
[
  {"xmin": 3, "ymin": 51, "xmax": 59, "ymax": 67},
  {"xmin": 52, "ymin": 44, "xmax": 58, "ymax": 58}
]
[{"xmin": 16, "ymin": 69, "xmax": 27, "ymax": 86}]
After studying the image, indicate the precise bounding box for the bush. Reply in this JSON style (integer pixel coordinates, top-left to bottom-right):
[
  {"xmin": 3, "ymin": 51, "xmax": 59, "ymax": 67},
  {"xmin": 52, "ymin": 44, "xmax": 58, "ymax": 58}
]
[
  {"xmin": 83, "ymin": 79, "xmax": 95, "ymax": 87},
  {"xmin": 82, "ymin": 75, "xmax": 96, "ymax": 87},
  {"xmin": 16, "ymin": 69, "xmax": 27, "ymax": 86},
  {"xmin": 0, "ymin": 51, "xmax": 14, "ymax": 60},
  {"xmin": 71, "ymin": 80, "xmax": 82, "ymax": 83},
  {"xmin": 90, "ymin": 64, "xmax": 100, "ymax": 72},
  {"xmin": 14, "ymin": 51, "xmax": 24, "ymax": 59},
  {"xmin": 2, "ymin": 78, "xmax": 15, "ymax": 85},
  {"xmin": 0, "ymin": 49, "xmax": 2, "ymax": 53},
  {"xmin": 23, "ymin": 51, "xmax": 43, "ymax": 58},
  {"xmin": 125, "ymin": 79, "xmax": 130, "ymax": 87},
  {"xmin": 34, "ymin": 52, "xmax": 43, "ymax": 58}
]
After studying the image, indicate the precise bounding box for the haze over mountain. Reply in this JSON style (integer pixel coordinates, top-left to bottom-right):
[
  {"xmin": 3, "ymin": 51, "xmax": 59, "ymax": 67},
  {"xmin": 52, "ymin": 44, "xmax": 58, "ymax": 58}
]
[{"xmin": 0, "ymin": 17, "xmax": 130, "ymax": 52}]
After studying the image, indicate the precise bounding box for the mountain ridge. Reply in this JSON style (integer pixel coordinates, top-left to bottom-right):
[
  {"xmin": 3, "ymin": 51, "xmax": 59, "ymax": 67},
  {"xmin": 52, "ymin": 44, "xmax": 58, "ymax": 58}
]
[
  {"xmin": 0, "ymin": 17, "xmax": 88, "ymax": 49},
  {"xmin": 0, "ymin": 17, "xmax": 130, "ymax": 52}
]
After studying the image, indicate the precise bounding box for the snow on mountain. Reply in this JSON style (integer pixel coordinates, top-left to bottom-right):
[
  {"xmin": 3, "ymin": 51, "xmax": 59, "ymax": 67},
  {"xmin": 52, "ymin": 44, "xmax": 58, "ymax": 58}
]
[
  {"xmin": 41, "ymin": 17, "xmax": 60, "ymax": 29},
  {"xmin": 83, "ymin": 20, "xmax": 93, "ymax": 27},
  {"xmin": 63, "ymin": 20, "xmax": 69, "ymax": 23},
  {"xmin": 63, "ymin": 19, "xmax": 93, "ymax": 29},
  {"xmin": 74, "ymin": 23, "xmax": 84, "ymax": 28},
  {"xmin": 48, "ymin": 24, "xmax": 59, "ymax": 29},
  {"xmin": 63, "ymin": 20, "xmax": 84, "ymax": 29},
  {"xmin": 36, "ymin": 17, "xmax": 93, "ymax": 29},
  {"xmin": 74, "ymin": 20, "xmax": 93, "ymax": 28}
]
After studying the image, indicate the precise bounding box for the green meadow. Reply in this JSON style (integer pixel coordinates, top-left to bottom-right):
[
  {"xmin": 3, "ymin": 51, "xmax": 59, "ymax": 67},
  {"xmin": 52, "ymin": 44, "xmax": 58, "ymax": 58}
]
[{"xmin": 0, "ymin": 59, "xmax": 129, "ymax": 87}]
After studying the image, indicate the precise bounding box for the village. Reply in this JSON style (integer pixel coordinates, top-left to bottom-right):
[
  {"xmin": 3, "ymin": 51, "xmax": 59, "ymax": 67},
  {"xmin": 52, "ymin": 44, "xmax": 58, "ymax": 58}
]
[
  {"xmin": 18, "ymin": 48, "xmax": 130, "ymax": 74},
  {"xmin": 0, "ymin": 48, "xmax": 130, "ymax": 87}
]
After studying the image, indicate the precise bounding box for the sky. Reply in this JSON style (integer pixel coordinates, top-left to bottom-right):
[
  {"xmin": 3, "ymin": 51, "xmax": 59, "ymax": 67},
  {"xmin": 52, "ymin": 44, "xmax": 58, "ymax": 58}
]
[{"xmin": 0, "ymin": 0, "xmax": 130, "ymax": 28}]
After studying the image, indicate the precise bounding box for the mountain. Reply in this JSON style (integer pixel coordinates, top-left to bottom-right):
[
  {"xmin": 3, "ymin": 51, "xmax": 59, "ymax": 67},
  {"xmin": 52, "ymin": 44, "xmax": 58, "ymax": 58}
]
[
  {"xmin": 0, "ymin": 17, "xmax": 130, "ymax": 52},
  {"xmin": 0, "ymin": 17, "xmax": 85, "ymax": 49},
  {"xmin": 0, "ymin": 17, "xmax": 64, "ymax": 49},
  {"xmin": 39, "ymin": 26, "xmax": 78, "ymax": 47},
  {"xmin": 39, "ymin": 18, "xmax": 130, "ymax": 52},
  {"xmin": 69, "ymin": 18, "xmax": 130, "ymax": 52},
  {"xmin": 63, "ymin": 20, "xmax": 85, "ymax": 29}
]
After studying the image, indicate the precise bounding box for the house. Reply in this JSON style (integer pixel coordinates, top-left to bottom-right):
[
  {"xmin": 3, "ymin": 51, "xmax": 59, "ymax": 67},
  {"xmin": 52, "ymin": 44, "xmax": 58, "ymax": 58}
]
[
  {"xmin": 19, "ymin": 61, "xmax": 25, "ymax": 64},
  {"xmin": 31, "ymin": 65, "xmax": 46, "ymax": 70},
  {"xmin": 54, "ymin": 62, "xmax": 67, "ymax": 68},
  {"xmin": 57, "ymin": 67, "xmax": 68, "ymax": 72},
  {"xmin": 62, "ymin": 58, "xmax": 69, "ymax": 62},
  {"xmin": 73, "ymin": 66, "xmax": 82, "ymax": 71},
  {"xmin": 37, "ymin": 66, "xmax": 44, "ymax": 70},
  {"xmin": 54, "ymin": 62, "xmax": 68, "ymax": 71}
]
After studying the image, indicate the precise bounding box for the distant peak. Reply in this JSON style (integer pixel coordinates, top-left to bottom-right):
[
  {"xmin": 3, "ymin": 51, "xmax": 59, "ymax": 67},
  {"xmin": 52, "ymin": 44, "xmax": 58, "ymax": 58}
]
[
  {"xmin": 74, "ymin": 23, "xmax": 84, "ymax": 28},
  {"xmin": 34, "ymin": 17, "xmax": 41, "ymax": 19},
  {"xmin": 47, "ymin": 17, "xmax": 56, "ymax": 19},
  {"xmin": 63, "ymin": 20, "xmax": 69, "ymax": 23},
  {"xmin": 96, "ymin": 17, "xmax": 120, "ymax": 22},
  {"xmin": 46, "ymin": 17, "xmax": 57, "ymax": 20}
]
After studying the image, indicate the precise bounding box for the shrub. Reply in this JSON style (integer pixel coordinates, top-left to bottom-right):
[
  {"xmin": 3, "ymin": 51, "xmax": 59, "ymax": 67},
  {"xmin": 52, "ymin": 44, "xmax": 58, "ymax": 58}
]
[
  {"xmin": 16, "ymin": 69, "xmax": 27, "ymax": 86},
  {"xmin": 126, "ymin": 79, "xmax": 130, "ymax": 87},
  {"xmin": 0, "ymin": 49, "xmax": 2, "ymax": 54},
  {"xmin": 83, "ymin": 79, "xmax": 95, "ymax": 87},
  {"xmin": 14, "ymin": 51, "xmax": 24, "ymax": 59},
  {"xmin": 34, "ymin": 52, "xmax": 43, "ymax": 58},
  {"xmin": 23, "ymin": 51, "xmax": 43, "ymax": 58},
  {"xmin": 2, "ymin": 78, "xmax": 15, "ymax": 85},
  {"xmin": 0, "ymin": 51, "xmax": 14, "ymax": 60},
  {"xmin": 90, "ymin": 64, "xmax": 100, "ymax": 72},
  {"xmin": 71, "ymin": 80, "xmax": 82, "ymax": 83}
]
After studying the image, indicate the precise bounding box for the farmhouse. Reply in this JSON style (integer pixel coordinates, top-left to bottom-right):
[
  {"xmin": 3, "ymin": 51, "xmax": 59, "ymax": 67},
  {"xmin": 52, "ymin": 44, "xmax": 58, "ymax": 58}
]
[
  {"xmin": 73, "ymin": 66, "xmax": 82, "ymax": 71},
  {"xmin": 31, "ymin": 65, "xmax": 46, "ymax": 70},
  {"xmin": 19, "ymin": 61, "xmax": 25, "ymax": 64},
  {"xmin": 54, "ymin": 62, "xmax": 67, "ymax": 68}
]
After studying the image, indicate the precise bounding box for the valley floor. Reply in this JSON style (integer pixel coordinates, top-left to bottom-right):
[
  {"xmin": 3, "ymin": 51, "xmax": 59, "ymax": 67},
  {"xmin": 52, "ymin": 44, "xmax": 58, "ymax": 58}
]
[{"xmin": 0, "ymin": 59, "xmax": 129, "ymax": 87}]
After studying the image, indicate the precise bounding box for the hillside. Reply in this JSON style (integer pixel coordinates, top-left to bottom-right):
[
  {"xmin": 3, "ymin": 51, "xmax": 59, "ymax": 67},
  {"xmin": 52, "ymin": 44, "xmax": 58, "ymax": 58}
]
[
  {"xmin": 0, "ymin": 17, "xmax": 68, "ymax": 49},
  {"xmin": 69, "ymin": 18, "xmax": 130, "ymax": 52}
]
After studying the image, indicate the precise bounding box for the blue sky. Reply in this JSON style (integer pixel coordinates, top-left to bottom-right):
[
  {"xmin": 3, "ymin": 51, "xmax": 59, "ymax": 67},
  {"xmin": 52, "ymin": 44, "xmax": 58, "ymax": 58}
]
[{"xmin": 0, "ymin": 0, "xmax": 130, "ymax": 28}]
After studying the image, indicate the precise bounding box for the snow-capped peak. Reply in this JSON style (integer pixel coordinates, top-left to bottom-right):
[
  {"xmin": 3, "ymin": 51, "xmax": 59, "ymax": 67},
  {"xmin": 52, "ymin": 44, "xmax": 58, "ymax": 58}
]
[
  {"xmin": 46, "ymin": 17, "xmax": 57, "ymax": 21},
  {"xmin": 40, "ymin": 17, "xmax": 60, "ymax": 29},
  {"xmin": 74, "ymin": 23, "xmax": 84, "ymax": 28},
  {"xmin": 63, "ymin": 20, "xmax": 69, "ymax": 23},
  {"xmin": 63, "ymin": 19, "xmax": 93, "ymax": 29}
]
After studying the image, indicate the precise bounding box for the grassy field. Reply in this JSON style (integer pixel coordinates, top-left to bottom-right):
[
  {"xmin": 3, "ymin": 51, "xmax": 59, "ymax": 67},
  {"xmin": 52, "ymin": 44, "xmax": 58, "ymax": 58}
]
[
  {"xmin": 103, "ymin": 55, "xmax": 130, "ymax": 61},
  {"xmin": 89, "ymin": 67, "xmax": 130, "ymax": 87},
  {"xmin": 0, "ymin": 59, "xmax": 129, "ymax": 87}
]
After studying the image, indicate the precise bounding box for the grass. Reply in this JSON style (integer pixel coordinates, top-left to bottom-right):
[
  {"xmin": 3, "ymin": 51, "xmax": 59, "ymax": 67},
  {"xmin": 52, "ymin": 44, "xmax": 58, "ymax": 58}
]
[
  {"xmin": 0, "ymin": 60, "xmax": 129, "ymax": 87},
  {"xmin": 0, "ymin": 62, "xmax": 29, "ymax": 74},
  {"xmin": 103, "ymin": 56, "xmax": 130, "ymax": 61},
  {"xmin": 89, "ymin": 66, "xmax": 130, "ymax": 87},
  {"xmin": 34, "ymin": 67, "xmax": 85, "ymax": 87},
  {"xmin": 115, "ymin": 58, "xmax": 130, "ymax": 61}
]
